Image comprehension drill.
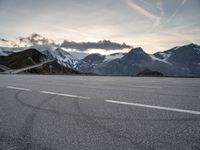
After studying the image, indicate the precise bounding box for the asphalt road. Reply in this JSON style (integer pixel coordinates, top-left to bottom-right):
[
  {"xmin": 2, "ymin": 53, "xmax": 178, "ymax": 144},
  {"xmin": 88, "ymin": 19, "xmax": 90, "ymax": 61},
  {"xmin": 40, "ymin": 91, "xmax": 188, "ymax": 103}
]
[{"xmin": 0, "ymin": 74, "xmax": 200, "ymax": 150}]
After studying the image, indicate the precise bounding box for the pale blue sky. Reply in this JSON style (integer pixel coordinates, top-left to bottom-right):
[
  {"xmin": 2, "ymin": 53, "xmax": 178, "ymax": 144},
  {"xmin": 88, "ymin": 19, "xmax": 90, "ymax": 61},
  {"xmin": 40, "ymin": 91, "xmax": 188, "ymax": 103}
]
[{"xmin": 0, "ymin": 0, "xmax": 200, "ymax": 52}]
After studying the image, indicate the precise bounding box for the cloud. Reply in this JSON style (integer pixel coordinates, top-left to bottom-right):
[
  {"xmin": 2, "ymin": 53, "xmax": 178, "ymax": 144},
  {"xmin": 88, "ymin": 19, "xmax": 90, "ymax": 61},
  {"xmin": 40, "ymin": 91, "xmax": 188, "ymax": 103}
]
[
  {"xmin": 166, "ymin": 0, "xmax": 187, "ymax": 23},
  {"xmin": 156, "ymin": 0, "xmax": 164, "ymax": 18},
  {"xmin": 60, "ymin": 40, "xmax": 132, "ymax": 51},
  {"xmin": 123, "ymin": 0, "xmax": 161, "ymax": 25}
]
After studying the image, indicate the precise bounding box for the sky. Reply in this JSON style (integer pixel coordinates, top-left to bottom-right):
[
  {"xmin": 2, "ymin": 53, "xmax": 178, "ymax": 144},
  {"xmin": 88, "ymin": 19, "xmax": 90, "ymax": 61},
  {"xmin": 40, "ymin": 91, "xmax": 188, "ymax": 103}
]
[{"xmin": 0, "ymin": 0, "xmax": 200, "ymax": 53}]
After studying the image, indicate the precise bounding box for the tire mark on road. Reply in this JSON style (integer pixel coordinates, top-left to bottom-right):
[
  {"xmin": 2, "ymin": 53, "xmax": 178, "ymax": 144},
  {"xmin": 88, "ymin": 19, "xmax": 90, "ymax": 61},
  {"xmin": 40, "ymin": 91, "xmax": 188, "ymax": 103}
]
[
  {"xmin": 15, "ymin": 91, "xmax": 55, "ymax": 150},
  {"xmin": 72, "ymin": 100, "xmax": 152, "ymax": 150},
  {"xmin": 14, "ymin": 91, "xmax": 81, "ymax": 117}
]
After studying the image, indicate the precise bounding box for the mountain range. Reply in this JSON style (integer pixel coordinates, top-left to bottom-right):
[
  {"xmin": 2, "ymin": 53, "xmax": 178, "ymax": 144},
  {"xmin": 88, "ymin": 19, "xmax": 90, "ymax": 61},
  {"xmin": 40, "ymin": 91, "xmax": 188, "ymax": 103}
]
[
  {"xmin": 0, "ymin": 34, "xmax": 200, "ymax": 77},
  {"xmin": 83, "ymin": 44, "xmax": 200, "ymax": 76}
]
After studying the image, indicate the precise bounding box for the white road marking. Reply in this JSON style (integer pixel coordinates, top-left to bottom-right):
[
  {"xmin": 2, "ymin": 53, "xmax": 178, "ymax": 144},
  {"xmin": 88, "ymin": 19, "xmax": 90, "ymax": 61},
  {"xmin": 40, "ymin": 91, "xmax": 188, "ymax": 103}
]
[
  {"xmin": 127, "ymin": 85, "xmax": 161, "ymax": 89},
  {"xmin": 105, "ymin": 100, "xmax": 200, "ymax": 115},
  {"xmin": 6, "ymin": 86, "xmax": 31, "ymax": 91},
  {"xmin": 40, "ymin": 91, "xmax": 90, "ymax": 99}
]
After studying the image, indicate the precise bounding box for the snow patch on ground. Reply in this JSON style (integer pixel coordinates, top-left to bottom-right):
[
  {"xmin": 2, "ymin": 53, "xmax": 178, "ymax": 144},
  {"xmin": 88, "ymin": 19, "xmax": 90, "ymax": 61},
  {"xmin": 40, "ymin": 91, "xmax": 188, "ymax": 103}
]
[
  {"xmin": 150, "ymin": 54, "xmax": 171, "ymax": 65},
  {"xmin": 173, "ymin": 46, "xmax": 180, "ymax": 50},
  {"xmin": 158, "ymin": 52, "xmax": 172, "ymax": 60},
  {"xmin": 194, "ymin": 48, "xmax": 200, "ymax": 54},
  {"xmin": 104, "ymin": 53, "xmax": 125, "ymax": 62}
]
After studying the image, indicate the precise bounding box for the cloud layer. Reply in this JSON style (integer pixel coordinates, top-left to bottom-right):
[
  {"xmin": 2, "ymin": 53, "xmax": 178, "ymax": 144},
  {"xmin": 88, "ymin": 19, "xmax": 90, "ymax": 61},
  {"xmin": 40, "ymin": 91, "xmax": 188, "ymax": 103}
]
[
  {"xmin": 61, "ymin": 40, "xmax": 132, "ymax": 51},
  {"xmin": 0, "ymin": 0, "xmax": 200, "ymax": 53}
]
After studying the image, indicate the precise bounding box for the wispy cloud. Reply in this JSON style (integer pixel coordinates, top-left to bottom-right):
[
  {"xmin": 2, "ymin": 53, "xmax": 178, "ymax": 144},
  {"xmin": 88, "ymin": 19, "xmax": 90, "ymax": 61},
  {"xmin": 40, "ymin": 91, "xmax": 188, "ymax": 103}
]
[
  {"xmin": 156, "ymin": 0, "xmax": 164, "ymax": 18},
  {"xmin": 166, "ymin": 0, "xmax": 187, "ymax": 23},
  {"xmin": 123, "ymin": 0, "xmax": 161, "ymax": 26},
  {"xmin": 0, "ymin": 0, "xmax": 199, "ymax": 53}
]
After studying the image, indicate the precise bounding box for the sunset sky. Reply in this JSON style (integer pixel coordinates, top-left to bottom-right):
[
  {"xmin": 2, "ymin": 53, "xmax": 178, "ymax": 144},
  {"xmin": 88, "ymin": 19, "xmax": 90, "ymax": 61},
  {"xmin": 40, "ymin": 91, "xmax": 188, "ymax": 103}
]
[{"xmin": 0, "ymin": 0, "xmax": 200, "ymax": 53}]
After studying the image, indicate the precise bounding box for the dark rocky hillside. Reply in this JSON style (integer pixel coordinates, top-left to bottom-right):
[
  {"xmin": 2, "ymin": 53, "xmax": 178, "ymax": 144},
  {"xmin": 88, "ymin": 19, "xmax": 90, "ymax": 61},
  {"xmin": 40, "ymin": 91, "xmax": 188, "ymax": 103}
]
[
  {"xmin": 0, "ymin": 48, "xmax": 46, "ymax": 69},
  {"xmin": 23, "ymin": 60, "xmax": 81, "ymax": 75}
]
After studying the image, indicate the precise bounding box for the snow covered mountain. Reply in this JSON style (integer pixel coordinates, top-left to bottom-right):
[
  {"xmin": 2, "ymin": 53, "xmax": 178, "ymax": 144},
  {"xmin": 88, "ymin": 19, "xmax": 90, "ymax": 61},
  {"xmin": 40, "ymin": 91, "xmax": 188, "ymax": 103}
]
[
  {"xmin": 152, "ymin": 43, "xmax": 200, "ymax": 76},
  {"xmin": 53, "ymin": 48, "xmax": 79, "ymax": 69},
  {"xmin": 0, "ymin": 34, "xmax": 129, "ymax": 71},
  {"xmin": 0, "ymin": 34, "xmax": 200, "ymax": 76},
  {"xmin": 77, "ymin": 44, "xmax": 200, "ymax": 76},
  {"xmin": 104, "ymin": 53, "xmax": 126, "ymax": 62},
  {"xmin": 0, "ymin": 34, "xmax": 82, "ymax": 70},
  {"xmin": 77, "ymin": 52, "xmax": 126, "ymax": 73}
]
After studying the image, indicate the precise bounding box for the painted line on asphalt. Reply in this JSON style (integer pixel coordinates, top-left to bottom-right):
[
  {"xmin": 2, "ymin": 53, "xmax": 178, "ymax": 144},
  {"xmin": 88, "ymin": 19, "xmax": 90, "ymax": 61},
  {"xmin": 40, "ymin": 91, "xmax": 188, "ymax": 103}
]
[
  {"xmin": 127, "ymin": 85, "xmax": 162, "ymax": 89},
  {"xmin": 105, "ymin": 100, "xmax": 200, "ymax": 115},
  {"xmin": 40, "ymin": 91, "xmax": 91, "ymax": 100},
  {"xmin": 6, "ymin": 86, "xmax": 31, "ymax": 91}
]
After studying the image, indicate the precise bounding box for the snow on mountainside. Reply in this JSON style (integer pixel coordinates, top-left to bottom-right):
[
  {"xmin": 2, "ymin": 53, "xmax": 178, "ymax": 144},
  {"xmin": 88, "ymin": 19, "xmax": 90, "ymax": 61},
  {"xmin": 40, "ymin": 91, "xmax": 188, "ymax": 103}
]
[
  {"xmin": 154, "ymin": 43, "xmax": 200, "ymax": 64},
  {"xmin": 53, "ymin": 48, "xmax": 79, "ymax": 69},
  {"xmin": 81, "ymin": 52, "xmax": 126, "ymax": 63},
  {"xmin": 0, "ymin": 34, "xmax": 81, "ymax": 69},
  {"xmin": 76, "ymin": 52, "xmax": 127, "ymax": 73},
  {"xmin": 1, "ymin": 33, "xmax": 200, "ymax": 76},
  {"xmin": 150, "ymin": 54, "xmax": 171, "ymax": 65},
  {"xmin": 0, "ymin": 34, "xmax": 130, "ymax": 71},
  {"xmin": 104, "ymin": 53, "xmax": 126, "ymax": 62},
  {"xmin": 77, "ymin": 44, "xmax": 200, "ymax": 76}
]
